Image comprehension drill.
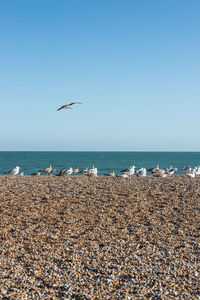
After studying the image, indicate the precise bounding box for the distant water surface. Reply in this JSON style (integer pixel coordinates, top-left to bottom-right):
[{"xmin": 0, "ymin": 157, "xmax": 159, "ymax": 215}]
[{"xmin": 0, "ymin": 151, "xmax": 200, "ymax": 175}]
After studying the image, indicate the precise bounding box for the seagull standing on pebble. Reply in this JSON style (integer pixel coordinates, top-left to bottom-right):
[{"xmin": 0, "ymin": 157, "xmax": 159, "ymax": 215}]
[
  {"xmin": 73, "ymin": 167, "xmax": 79, "ymax": 174},
  {"xmin": 104, "ymin": 171, "xmax": 115, "ymax": 177},
  {"xmin": 50, "ymin": 169, "xmax": 59, "ymax": 175},
  {"xmin": 18, "ymin": 172, "xmax": 24, "ymax": 176},
  {"xmin": 120, "ymin": 166, "xmax": 136, "ymax": 176},
  {"xmin": 88, "ymin": 165, "xmax": 98, "ymax": 176},
  {"xmin": 194, "ymin": 166, "xmax": 200, "ymax": 175},
  {"xmin": 183, "ymin": 166, "xmax": 192, "ymax": 173},
  {"xmin": 186, "ymin": 170, "xmax": 196, "ymax": 178},
  {"xmin": 79, "ymin": 168, "xmax": 88, "ymax": 175},
  {"xmin": 62, "ymin": 167, "xmax": 73, "ymax": 176},
  {"xmin": 153, "ymin": 168, "xmax": 166, "ymax": 177},
  {"xmin": 31, "ymin": 171, "xmax": 41, "ymax": 176},
  {"xmin": 56, "ymin": 168, "xmax": 67, "ymax": 176},
  {"xmin": 40, "ymin": 165, "xmax": 52, "ymax": 174},
  {"xmin": 136, "ymin": 168, "xmax": 147, "ymax": 177},
  {"xmin": 165, "ymin": 166, "xmax": 177, "ymax": 175},
  {"xmin": 5, "ymin": 166, "xmax": 21, "ymax": 176},
  {"xmin": 147, "ymin": 165, "xmax": 160, "ymax": 174}
]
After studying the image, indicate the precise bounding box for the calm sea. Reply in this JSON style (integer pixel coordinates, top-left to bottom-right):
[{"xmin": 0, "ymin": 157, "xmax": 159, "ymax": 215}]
[{"xmin": 0, "ymin": 151, "xmax": 200, "ymax": 175}]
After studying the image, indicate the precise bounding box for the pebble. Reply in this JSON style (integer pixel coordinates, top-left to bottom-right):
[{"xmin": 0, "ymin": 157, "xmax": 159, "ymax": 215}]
[{"xmin": 0, "ymin": 175, "xmax": 199, "ymax": 298}]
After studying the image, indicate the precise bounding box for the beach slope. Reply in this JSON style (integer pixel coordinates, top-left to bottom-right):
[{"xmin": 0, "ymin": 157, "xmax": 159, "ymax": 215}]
[{"xmin": 0, "ymin": 175, "xmax": 199, "ymax": 298}]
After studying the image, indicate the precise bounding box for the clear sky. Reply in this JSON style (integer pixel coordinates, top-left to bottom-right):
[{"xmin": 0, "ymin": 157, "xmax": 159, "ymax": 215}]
[{"xmin": 0, "ymin": 0, "xmax": 200, "ymax": 151}]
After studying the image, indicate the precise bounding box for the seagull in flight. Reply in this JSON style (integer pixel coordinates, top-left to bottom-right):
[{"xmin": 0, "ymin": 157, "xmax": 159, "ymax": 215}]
[{"xmin": 57, "ymin": 102, "xmax": 82, "ymax": 111}]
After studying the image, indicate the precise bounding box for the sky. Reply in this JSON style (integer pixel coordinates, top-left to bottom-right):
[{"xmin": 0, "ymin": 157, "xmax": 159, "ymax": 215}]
[{"xmin": 0, "ymin": 0, "xmax": 200, "ymax": 151}]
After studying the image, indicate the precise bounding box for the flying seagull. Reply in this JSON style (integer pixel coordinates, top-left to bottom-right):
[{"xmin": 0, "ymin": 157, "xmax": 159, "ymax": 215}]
[{"xmin": 57, "ymin": 102, "xmax": 82, "ymax": 111}]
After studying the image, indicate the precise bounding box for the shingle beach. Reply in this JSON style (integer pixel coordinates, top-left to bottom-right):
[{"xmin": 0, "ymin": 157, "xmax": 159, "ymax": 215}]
[{"xmin": 0, "ymin": 175, "xmax": 199, "ymax": 299}]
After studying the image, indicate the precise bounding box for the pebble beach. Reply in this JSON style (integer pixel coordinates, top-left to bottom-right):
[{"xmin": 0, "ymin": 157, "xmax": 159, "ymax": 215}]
[{"xmin": 0, "ymin": 175, "xmax": 199, "ymax": 299}]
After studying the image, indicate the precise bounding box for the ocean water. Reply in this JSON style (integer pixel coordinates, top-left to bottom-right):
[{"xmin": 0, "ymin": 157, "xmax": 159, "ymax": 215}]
[{"xmin": 0, "ymin": 151, "xmax": 200, "ymax": 175}]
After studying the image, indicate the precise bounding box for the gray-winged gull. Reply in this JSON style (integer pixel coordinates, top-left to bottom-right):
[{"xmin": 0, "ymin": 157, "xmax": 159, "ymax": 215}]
[
  {"xmin": 57, "ymin": 102, "xmax": 82, "ymax": 111},
  {"xmin": 40, "ymin": 165, "xmax": 52, "ymax": 174},
  {"xmin": 5, "ymin": 166, "xmax": 21, "ymax": 176},
  {"xmin": 120, "ymin": 166, "xmax": 136, "ymax": 176}
]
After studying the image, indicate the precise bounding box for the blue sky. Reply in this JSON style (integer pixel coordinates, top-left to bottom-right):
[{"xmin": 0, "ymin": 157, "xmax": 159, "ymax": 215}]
[{"xmin": 0, "ymin": 0, "xmax": 200, "ymax": 151}]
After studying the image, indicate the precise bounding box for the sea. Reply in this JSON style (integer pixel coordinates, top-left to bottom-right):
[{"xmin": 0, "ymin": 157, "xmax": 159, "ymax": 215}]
[{"xmin": 0, "ymin": 151, "xmax": 200, "ymax": 175}]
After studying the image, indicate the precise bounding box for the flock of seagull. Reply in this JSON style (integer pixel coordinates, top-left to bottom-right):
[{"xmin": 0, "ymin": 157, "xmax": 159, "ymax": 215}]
[
  {"xmin": 5, "ymin": 102, "xmax": 199, "ymax": 178},
  {"xmin": 3, "ymin": 164, "xmax": 200, "ymax": 178}
]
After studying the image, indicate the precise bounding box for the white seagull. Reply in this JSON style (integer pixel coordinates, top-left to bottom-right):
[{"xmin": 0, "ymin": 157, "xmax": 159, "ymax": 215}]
[
  {"xmin": 31, "ymin": 171, "xmax": 41, "ymax": 176},
  {"xmin": 104, "ymin": 171, "xmax": 115, "ymax": 177},
  {"xmin": 79, "ymin": 168, "xmax": 88, "ymax": 175},
  {"xmin": 18, "ymin": 172, "xmax": 24, "ymax": 176},
  {"xmin": 165, "ymin": 166, "xmax": 177, "ymax": 175},
  {"xmin": 56, "ymin": 168, "xmax": 67, "ymax": 176},
  {"xmin": 194, "ymin": 166, "xmax": 200, "ymax": 175},
  {"xmin": 57, "ymin": 102, "xmax": 82, "ymax": 111},
  {"xmin": 183, "ymin": 166, "xmax": 192, "ymax": 173},
  {"xmin": 186, "ymin": 170, "xmax": 196, "ymax": 178},
  {"xmin": 88, "ymin": 165, "xmax": 98, "ymax": 176},
  {"xmin": 50, "ymin": 169, "xmax": 59, "ymax": 175},
  {"xmin": 5, "ymin": 166, "xmax": 21, "ymax": 176},
  {"xmin": 40, "ymin": 165, "xmax": 52, "ymax": 174},
  {"xmin": 120, "ymin": 166, "xmax": 136, "ymax": 176},
  {"xmin": 136, "ymin": 168, "xmax": 147, "ymax": 177},
  {"xmin": 73, "ymin": 166, "xmax": 79, "ymax": 174},
  {"xmin": 116, "ymin": 173, "xmax": 129, "ymax": 178},
  {"xmin": 63, "ymin": 167, "xmax": 73, "ymax": 176},
  {"xmin": 153, "ymin": 168, "xmax": 166, "ymax": 177},
  {"xmin": 147, "ymin": 165, "xmax": 160, "ymax": 174}
]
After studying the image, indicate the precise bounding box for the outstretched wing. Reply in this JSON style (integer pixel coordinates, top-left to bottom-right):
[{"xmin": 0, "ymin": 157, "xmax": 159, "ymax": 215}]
[
  {"xmin": 70, "ymin": 102, "xmax": 82, "ymax": 105},
  {"xmin": 57, "ymin": 105, "xmax": 67, "ymax": 111},
  {"xmin": 57, "ymin": 102, "xmax": 82, "ymax": 110}
]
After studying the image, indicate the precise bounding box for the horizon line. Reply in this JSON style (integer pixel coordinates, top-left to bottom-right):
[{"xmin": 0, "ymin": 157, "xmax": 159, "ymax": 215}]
[{"xmin": 1, "ymin": 150, "xmax": 200, "ymax": 153}]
